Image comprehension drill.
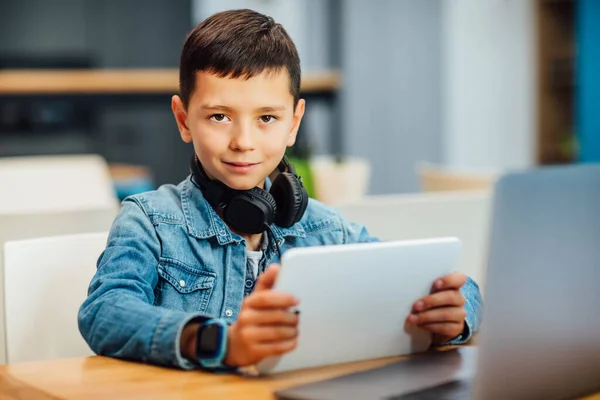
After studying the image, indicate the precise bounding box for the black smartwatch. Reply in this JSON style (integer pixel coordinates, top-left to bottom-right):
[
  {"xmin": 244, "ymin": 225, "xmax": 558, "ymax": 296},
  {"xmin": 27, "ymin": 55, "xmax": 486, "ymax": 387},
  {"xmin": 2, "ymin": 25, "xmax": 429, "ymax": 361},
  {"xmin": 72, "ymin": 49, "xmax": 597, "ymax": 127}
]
[{"xmin": 195, "ymin": 319, "xmax": 228, "ymax": 368}]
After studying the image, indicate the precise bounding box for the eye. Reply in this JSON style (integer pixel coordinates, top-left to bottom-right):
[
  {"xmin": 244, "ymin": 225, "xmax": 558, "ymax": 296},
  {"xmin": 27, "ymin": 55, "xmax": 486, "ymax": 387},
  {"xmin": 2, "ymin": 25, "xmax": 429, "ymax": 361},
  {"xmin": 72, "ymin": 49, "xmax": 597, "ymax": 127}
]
[
  {"xmin": 210, "ymin": 114, "xmax": 230, "ymax": 123},
  {"xmin": 259, "ymin": 115, "xmax": 277, "ymax": 124}
]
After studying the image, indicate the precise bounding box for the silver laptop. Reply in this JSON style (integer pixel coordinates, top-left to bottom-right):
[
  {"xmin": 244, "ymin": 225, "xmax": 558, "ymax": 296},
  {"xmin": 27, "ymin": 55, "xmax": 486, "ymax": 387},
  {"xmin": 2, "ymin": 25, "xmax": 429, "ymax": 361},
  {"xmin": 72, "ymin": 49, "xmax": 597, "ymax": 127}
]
[{"xmin": 276, "ymin": 164, "xmax": 600, "ymax": 400}]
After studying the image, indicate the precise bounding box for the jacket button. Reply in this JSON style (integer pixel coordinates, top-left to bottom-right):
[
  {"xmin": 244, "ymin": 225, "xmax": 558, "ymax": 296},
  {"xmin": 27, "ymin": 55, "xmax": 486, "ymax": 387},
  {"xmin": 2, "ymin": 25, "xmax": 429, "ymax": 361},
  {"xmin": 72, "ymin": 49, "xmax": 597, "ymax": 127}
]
[
  {"xmin": 179, "ymin": 280, "xmax": 186, "ymax": 288},
  {"xmin": 245, "ymin": 279, "xmax": 254, "ymax": 288},
  {"xmin": 225, "ymin": 309, "xmax": 233, "ymax": 317}
]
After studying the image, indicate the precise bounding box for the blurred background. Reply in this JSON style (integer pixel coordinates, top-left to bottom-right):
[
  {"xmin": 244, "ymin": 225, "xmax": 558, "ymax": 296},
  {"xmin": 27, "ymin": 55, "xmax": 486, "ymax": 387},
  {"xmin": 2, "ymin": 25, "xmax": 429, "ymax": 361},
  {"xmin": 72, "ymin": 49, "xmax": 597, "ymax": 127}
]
[
  {"xmin": 0, "ymin": 0, "xmax": 597, "ymax": 202},
  {"xmin": 0, "ymin": 0, "xmax": 598, "ymax": 365}
]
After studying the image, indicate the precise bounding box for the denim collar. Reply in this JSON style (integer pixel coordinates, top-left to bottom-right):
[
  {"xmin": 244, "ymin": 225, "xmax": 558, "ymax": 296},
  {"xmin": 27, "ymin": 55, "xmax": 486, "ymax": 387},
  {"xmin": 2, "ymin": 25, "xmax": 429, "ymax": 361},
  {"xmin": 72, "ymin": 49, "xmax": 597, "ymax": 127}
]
[{"xmin": 181, "ymin": 177, "xmax": 306, "ymax": 245}]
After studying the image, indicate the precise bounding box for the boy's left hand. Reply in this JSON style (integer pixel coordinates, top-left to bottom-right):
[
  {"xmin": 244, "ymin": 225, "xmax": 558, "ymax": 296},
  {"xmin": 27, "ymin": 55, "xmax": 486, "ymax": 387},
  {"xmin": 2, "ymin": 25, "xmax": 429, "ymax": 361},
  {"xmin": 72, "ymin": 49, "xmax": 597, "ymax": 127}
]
[{"xmin": 407, "ymin": 272, "xmax": 468, "ymax": 345}]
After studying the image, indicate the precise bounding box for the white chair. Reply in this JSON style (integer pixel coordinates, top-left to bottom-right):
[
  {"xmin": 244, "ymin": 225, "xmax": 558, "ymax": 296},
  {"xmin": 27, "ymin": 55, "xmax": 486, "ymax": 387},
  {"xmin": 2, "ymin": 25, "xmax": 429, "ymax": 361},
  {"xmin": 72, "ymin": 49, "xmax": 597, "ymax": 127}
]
[
  {"xmin": 0, "ymin": 154, "xmax": 120, "ymax": 363},
  {"xmin": 336, "ymin": 191, "xmax": 492, "ymax": 289},
  {"xmin": 0, "ymin": 154, "xmax": 118, "ymax": 215},
  {"xmin": 2, "ymin": 232, "xmax": 108, "ymax": 364}
]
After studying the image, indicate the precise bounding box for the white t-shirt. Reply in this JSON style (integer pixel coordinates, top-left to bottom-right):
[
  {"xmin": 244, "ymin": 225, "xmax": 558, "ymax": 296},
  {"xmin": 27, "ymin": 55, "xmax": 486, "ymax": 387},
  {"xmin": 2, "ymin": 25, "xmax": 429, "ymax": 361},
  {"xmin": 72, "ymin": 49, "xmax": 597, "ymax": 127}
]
[
  {"xmin": 246, "ymin": 248, "xmax": 263, "ymax": 279},
  {"xmin": 246, "ymin": 234, "xmax": 268, "ymax": 279}
]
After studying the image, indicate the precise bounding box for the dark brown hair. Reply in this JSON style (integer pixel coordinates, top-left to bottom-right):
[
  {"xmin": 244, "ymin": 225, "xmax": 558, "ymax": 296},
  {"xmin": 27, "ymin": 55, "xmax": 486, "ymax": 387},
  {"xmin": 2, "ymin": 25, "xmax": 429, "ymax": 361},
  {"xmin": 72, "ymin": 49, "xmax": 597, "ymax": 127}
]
[{"xmin": 179, "ymin": 9, "xmax": 301, "ymax": 108}]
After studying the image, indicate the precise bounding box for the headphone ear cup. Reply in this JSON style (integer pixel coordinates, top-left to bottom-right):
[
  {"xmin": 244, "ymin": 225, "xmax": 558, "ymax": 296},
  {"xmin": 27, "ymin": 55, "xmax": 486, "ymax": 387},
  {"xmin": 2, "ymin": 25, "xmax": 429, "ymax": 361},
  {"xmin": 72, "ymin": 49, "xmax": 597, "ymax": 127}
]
[
  {"xmin": 270, "ymin": 173, "xmax": 308, "ymax": 228},
  {"xmin": 224, "ymin": 188, "xmax": 277, "ymax": 234}
]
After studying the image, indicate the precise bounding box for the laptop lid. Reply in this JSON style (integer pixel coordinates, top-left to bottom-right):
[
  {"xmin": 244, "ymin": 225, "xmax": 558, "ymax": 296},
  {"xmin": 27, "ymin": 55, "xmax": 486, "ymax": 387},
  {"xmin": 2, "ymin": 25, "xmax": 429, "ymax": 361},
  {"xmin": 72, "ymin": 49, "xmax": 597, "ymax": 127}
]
[{"xmin": 474, "ymin": 164, "xmax": 600, "ymax": 399}]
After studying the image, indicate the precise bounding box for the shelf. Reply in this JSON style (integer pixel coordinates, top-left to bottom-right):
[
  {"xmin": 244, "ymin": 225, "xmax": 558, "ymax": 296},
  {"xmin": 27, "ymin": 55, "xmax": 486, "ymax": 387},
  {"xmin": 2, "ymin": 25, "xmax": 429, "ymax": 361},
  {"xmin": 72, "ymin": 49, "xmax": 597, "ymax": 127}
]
[{"xmin": 0, "ymin": 69, "xmax": 341, "ymax": 95}]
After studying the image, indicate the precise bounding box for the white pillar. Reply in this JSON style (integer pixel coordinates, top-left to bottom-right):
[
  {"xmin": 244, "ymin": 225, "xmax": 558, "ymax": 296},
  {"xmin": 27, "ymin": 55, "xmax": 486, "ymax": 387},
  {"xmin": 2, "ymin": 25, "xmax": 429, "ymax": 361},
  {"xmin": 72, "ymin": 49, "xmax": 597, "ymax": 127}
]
[{"xmin": 441, "ymin": 0, "xmax": 537, "ymax": 170}]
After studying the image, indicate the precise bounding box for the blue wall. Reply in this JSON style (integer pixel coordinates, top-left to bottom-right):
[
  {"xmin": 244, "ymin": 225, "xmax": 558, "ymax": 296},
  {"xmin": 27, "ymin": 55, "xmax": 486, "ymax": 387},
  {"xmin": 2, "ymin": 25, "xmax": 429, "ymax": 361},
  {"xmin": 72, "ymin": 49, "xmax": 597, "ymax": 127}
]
[{"xmin": 577, "ymin": 0, "xmax": 600, "ymax": 162}]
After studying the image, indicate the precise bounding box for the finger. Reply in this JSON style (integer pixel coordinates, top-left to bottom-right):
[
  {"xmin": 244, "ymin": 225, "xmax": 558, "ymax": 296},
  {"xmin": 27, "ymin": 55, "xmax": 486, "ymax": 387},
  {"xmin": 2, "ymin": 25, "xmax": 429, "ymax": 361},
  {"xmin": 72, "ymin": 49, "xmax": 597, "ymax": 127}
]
[
  {"xmin": 413, "ymin": 291, "xmax": 466, "ymax": 312},
  {"xmin": 432, "ymin": 272, "xmax": 467, "ymax": 291},
  {"xmin": 244, "ymin": 290, "xmax": 298, "ymax": 310},
  {"xmin": 241, "ymin": 326, "xmax": 299, "ymax": 343},
  {"xmin": 252, "ymin": 338, "xmax": 298, "ymax": 358},
  {"xmin": 255, "ymin": 264, "xmax": 280, "ymax": 291},
  {"xmin": 418, "ymin": 322, "xmax": 464, "ymax": 338},
  {"xmin": 407, "ymin": 307, "xmax": 467, "ymax": 325},
  {"xmin": 238, "ymin": 309, "xmax": 299, "ymax": 327}
]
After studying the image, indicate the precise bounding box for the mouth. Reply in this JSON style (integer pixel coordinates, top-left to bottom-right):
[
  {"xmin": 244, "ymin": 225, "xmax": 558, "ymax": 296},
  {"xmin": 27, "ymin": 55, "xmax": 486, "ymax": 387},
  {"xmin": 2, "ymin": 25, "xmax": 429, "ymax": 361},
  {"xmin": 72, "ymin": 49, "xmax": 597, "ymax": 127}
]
[
  {"xmin": 222, "ymin": 160, "xmax": 261, "ymax": 173},
  {"xmin": 223, "ymin": 161, "xmax": 260, "ymax": 167}
]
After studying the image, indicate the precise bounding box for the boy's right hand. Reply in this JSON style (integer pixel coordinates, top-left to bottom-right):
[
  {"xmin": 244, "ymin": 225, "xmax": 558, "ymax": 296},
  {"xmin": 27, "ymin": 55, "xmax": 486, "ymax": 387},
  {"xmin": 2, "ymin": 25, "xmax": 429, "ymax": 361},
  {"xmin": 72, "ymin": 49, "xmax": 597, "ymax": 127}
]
[{"xmin": 224, "ymin": 264, "xmax": 299, "ymax": 367}]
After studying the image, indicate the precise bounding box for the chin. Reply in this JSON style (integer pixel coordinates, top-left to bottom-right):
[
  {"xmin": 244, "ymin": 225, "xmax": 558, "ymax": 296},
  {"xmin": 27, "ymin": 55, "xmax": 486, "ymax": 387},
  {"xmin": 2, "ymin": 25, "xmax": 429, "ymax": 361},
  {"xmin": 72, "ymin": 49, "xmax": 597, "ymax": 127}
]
[{"xmin": 220, "ymin": 175, "xmax": 264, "ymax": 191}]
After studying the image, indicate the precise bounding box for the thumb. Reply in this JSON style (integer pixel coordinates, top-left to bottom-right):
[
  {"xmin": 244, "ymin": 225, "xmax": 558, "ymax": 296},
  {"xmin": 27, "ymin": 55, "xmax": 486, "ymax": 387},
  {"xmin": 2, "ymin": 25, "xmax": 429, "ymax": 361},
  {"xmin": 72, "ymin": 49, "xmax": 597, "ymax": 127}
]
[{"xmin": 255, "ymin": 264, "xmax": 280, "ymax": 291}]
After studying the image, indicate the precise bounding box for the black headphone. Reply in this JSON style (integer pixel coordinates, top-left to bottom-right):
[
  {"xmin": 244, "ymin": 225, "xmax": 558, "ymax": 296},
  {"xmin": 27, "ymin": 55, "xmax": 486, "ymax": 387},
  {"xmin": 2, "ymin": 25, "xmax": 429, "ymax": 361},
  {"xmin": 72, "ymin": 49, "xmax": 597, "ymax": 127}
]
[{"xmin": 190, "ymin": 156, "xmax": 309, "ymax": 234}]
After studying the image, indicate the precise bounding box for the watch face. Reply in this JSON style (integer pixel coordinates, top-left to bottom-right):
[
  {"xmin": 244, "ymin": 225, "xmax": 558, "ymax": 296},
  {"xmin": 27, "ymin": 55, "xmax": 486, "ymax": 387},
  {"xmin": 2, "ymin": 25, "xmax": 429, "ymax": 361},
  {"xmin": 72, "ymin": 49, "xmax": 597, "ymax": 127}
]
[{"xmin": 197, "ymin": 323, "xmax": 221, "ymax": 359}]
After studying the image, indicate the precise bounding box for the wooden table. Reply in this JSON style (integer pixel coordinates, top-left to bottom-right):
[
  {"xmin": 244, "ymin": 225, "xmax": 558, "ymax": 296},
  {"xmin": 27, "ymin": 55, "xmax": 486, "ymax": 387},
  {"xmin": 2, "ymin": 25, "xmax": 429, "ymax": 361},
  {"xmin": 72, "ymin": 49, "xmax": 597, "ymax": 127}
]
[
  {"xmin": 0, "ymin": 355, "xmax": 400, "ymax": 400},
  {"xmin": 0, "ymin": 353, "xmax": 598, "ymax": 400}
]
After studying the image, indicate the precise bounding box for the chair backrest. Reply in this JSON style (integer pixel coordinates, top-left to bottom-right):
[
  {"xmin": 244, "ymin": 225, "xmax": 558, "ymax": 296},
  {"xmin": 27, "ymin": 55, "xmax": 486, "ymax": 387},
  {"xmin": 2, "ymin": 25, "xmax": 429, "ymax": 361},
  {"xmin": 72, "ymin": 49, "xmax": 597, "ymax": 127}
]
[
  {"xmin": 0, "ymin": 210, "xmax": 117, "ymax": 364},
  {"xmin": 417, "ymin": 162, "xmax": 498, "ymax": 192},
  {"xmin": 0, "ymin": 154, "xmax": 118, "ymax": 215},
  {"xmin": 336, "ymin": 191, "xmax": 492, "ymax": 288},
  {"xmin": 2, "ymin": 232, "xmax": 108, "ymax": 364}
]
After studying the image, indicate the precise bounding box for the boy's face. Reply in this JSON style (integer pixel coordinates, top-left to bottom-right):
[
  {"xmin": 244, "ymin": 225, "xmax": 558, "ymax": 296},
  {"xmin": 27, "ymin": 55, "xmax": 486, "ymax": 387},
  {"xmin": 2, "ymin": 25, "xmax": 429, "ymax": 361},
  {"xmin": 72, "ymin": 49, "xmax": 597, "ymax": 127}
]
[{"xmin": 172, "ymin": 69, "xmax": 305, "ymax": 190}]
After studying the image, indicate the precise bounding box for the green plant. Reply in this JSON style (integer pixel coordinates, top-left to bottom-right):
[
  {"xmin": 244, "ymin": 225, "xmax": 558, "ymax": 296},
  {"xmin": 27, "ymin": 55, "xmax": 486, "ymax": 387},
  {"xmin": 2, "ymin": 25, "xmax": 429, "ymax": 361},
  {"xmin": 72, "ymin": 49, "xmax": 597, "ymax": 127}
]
[
  {"xmin": 286, "ymin": 127, "xmax": 316, "ymax": 197},
  {"xmin": 286, "ymin": 156, "xmax": 315, "ymax": 198}
]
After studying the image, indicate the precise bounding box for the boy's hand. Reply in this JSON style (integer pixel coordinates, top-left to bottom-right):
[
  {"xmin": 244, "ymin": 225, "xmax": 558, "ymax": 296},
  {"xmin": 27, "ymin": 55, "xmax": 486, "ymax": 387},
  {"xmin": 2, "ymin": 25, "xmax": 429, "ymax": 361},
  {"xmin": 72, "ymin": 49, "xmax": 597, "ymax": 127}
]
[
  {"xmin": 224, "ymin": 265, "xmax": 299, "ymax": 367},
  {"xmin": 407, "ymin": 272, "xmax": 468, "ymax": 345}
]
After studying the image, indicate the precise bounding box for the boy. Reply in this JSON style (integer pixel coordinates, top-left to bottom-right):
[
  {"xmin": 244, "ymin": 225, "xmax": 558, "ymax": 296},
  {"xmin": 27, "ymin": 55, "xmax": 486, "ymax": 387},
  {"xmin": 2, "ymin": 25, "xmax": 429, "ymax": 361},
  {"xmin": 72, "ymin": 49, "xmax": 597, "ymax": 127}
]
[{"xmin": 78, "ymin": 9, "xmax": 482, "ymax": 370}]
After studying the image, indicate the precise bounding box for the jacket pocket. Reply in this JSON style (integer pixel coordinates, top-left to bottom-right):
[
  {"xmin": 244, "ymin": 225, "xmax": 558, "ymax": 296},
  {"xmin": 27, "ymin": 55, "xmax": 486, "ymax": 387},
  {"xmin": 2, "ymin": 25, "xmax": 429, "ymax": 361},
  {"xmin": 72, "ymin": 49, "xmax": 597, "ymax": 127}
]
[{"xmin": 157, "ymin": 258, "xmax": 216, "ymax": 312}]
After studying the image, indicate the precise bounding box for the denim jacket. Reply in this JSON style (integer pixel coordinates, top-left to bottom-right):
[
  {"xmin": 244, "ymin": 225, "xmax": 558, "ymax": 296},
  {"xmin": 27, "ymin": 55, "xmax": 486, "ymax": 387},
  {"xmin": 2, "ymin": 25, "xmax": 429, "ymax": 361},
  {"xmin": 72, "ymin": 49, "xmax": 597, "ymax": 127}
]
[{"xmin": 78, "ymin": 178, "xmax": 483, "ymax": 369}]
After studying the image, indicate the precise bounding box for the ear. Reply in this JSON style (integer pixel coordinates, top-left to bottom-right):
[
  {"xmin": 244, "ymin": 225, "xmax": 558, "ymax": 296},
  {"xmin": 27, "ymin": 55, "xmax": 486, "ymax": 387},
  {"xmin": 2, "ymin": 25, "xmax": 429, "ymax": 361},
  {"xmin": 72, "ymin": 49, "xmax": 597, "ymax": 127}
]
[
  {"xmin": 287, "ymin": 99, "xmax": 306, "ymax": 147},
  {"xmin": 171, "ymin": 95, "xmax": 192, "ymax": 143}
]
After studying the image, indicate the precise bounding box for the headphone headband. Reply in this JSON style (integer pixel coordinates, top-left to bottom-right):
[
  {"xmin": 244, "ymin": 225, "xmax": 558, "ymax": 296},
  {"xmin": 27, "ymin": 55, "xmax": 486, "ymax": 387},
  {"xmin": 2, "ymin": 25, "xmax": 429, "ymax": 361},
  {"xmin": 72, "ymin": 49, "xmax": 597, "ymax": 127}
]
[{"xmin": 278, "ymin": 157, "xmax": 297, "ymax": 176}]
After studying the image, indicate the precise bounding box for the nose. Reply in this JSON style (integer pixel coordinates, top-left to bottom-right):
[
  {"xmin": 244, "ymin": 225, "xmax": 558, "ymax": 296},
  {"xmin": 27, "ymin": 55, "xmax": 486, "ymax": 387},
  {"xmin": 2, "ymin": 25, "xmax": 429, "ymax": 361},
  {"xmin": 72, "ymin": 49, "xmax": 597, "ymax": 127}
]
[{"xmin": 229, "ymin": 123, "xmax": 255, "ymax": 152}]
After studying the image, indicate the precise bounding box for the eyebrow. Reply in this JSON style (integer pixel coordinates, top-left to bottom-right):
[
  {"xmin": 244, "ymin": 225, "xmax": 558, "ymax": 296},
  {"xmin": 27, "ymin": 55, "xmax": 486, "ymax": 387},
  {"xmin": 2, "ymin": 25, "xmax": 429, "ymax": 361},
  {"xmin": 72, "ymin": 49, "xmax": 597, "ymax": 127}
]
[
  {"xmin": 256, "ymin": 106, "xmax": 287, "ymax": 113},
  {"xmin": 200, "ymin": 104, "xmax": 287, "ymax": 113},
  {"xmin": 200, "ymin": 104, "xmax": 234, "ymax": 112}
]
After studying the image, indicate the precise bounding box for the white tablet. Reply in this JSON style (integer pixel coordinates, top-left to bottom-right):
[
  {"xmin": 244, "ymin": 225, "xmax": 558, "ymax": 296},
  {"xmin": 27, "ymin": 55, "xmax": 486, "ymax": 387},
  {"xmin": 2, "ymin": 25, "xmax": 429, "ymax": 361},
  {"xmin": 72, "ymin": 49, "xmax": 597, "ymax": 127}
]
[{"xmin": 256, "ymin": 237, "xmax": 462, "ymax": 374}]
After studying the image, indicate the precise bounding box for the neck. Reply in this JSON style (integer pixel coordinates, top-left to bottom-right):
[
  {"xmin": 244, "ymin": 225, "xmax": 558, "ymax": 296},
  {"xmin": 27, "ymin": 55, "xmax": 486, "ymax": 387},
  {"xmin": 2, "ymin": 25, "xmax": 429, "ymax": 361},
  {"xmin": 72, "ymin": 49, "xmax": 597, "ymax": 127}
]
[{"xmin": 240, "ymin": 231, "xmax": 263, "ymax": 251}]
